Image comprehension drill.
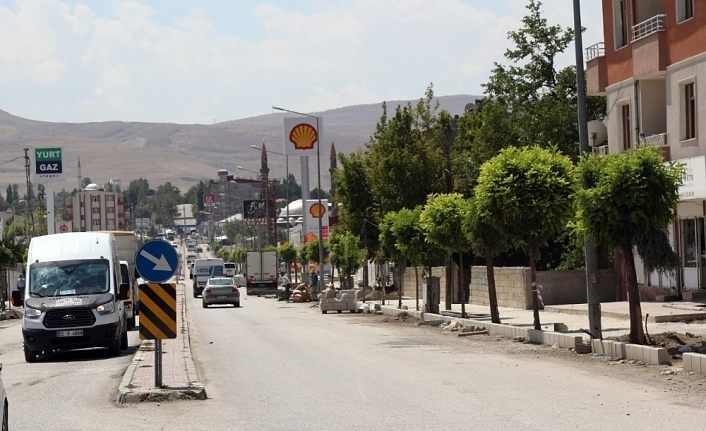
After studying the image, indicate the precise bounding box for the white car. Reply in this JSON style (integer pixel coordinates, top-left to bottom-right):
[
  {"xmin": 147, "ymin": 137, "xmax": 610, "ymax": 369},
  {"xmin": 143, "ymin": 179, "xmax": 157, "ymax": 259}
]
[{"xmin": 202, "ymin": 277, "xmax": 240, "ymax": 308}]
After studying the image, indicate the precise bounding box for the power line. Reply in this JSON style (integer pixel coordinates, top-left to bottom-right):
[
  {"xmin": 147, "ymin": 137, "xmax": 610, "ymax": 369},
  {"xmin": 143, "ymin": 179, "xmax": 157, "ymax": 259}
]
[{"xmin": 0, "ymin": 155, "xmax": 24, "ymax": 167}]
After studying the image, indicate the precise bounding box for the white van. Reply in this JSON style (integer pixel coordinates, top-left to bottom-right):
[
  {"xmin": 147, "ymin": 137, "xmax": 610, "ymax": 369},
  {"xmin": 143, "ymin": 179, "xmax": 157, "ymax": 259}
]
[
  {"xmin": 22, "ymin": 232, "xmax": 129, "ymax": 362},
  {"xmin": 192, "ymin": 258, "xmax": 224, "ymax": 298}
]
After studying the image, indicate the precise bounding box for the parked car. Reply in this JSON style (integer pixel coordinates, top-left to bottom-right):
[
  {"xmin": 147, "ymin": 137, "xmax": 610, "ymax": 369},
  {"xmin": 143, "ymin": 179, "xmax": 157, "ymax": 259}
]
[
  {"xmin": 196, "ymin": 247, "xmax": 203, "ymax": 253},
  {"xmin": 202, "ymin": 277, "xmax": 240, "ymax": 308}
]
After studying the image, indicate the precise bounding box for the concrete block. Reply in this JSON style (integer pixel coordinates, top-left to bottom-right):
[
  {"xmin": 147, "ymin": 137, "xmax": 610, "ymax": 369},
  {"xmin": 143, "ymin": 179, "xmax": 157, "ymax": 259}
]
[
  {"xmin": 700, "ymin": 354, "xmax": 706, "ymax": 374},
  {"xmin": 682, "ymin": 353, "xmax": 693, "ymax": 372},
  {"xmin": 591, "ymin": 339, "xmax": 604, "ymax": 355}
]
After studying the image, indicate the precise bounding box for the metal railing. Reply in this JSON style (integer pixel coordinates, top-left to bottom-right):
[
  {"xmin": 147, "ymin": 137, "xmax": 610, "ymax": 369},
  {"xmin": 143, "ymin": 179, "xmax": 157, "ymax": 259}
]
[
  {"xmin": 585, "ymin": 42, "xmax": 605, "ymax": 61},
  {"xmin": 594, "ymin": 145, "xmax": 609, "ymax": 156},
  {"xmin": 640, "ymin": 132, "xmax": 668, "ymax": 147},
  {"xmin": 632, "ymin": 14, "xmax": 666, "ymax": 42}
]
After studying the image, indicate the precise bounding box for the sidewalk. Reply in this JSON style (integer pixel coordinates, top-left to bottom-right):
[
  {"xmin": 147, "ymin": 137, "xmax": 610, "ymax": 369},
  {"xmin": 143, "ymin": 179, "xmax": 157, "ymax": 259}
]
[
  {"xmin": 373, "ymin": 298, "xmax": 706, "ymax": 340},
  {"xmin": 117, "ymin": 279, "xmax": 206, "ymax": 403}
]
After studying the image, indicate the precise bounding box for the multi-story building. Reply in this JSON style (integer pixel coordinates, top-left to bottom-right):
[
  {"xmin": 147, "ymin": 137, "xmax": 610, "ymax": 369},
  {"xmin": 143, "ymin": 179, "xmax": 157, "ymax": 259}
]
[
  {"xmin": 69, "ymin": 183, "xmax": 126, "ymax": 232},
  {"xmin": 586, "ymin": 0, "xmax": 705, "ymax": 296}
]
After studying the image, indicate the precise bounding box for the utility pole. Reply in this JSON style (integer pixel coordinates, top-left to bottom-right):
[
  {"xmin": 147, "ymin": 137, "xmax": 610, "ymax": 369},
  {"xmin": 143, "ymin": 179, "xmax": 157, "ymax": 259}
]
[
  {"xmin": 23, "ymin": 148, "xmax": 34, "ymax": 236},
  {"xmin": 574, "ymin": 0, "xmax": 602, "ymax": 339}
]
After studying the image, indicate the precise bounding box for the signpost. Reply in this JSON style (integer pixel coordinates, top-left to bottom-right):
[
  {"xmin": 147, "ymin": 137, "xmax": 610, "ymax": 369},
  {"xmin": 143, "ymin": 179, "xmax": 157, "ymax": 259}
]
[
  {"xmin": 203, "ymin": 192, "xmax": 216, "ymax": 207},
  {"xmin": 135, "ymin": 240, "xmax": 179, "ymax": 387},
  {"xmin": 34, "ymin": 147, "xmax": 63, "ymax": 235}
]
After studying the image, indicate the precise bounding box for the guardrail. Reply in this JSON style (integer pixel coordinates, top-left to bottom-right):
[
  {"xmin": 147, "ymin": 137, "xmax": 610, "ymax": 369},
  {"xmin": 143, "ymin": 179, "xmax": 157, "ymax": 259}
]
[
  {"xmin": 632, "ymin": 14, "xmax": 666, "ymax": 42},
  {"xmin": 585, "ymin": 42, "xmax": 605, "ymax": 61}
]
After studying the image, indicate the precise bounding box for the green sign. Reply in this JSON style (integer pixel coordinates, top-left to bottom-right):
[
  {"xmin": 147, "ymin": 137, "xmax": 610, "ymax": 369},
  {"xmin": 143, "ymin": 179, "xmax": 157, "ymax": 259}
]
[{"xmin": 35, "ymin": 147, "xmax": 63, "ymax": 181}]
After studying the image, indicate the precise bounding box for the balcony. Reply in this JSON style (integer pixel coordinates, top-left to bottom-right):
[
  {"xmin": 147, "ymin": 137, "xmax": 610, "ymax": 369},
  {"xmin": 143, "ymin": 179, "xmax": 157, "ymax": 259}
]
[
  {"xmin": 585, "ymin": 42, "xmax": 607, "ymax": 96},
  {"xmin": 593, "ymin": 145, "xmax": 609, "ymax": 157},
  {"xmin": 631, "ymin": 15, "xmax": 667, "ymax": 78},
  {"xmin": 639, "ymin": 132, "xmax": 670, "ymax": 160}
]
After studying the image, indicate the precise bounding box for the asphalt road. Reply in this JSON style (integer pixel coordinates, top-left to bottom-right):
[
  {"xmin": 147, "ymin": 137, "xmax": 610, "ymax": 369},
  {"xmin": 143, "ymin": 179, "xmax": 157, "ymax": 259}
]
[{"xmin": 3, "ymin": 279, "xmax": 706, "ymax": 430}]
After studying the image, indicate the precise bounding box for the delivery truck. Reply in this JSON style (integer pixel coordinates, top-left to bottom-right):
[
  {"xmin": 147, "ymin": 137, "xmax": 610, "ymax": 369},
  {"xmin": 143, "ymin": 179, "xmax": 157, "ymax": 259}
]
[{"xmin": 245, "ymin": 250, "xmax": 278, "ymax": 296}]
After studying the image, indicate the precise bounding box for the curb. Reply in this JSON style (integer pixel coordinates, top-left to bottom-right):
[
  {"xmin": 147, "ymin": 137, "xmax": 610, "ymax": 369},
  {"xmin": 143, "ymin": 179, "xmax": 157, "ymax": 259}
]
[{"xmin": 117, "ymin": 283, "xmax": 206, "ymax": 404}]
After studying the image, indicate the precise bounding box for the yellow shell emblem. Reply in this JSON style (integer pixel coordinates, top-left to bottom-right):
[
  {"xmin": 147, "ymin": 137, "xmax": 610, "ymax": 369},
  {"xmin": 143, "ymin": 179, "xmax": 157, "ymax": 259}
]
[
  {"xmin": 289, "ymin": 123, "xmax": 318, "ymax": 150},
  {"xmin": 309, "ymin": 202, "xmax": 326, "ymax": 218}
]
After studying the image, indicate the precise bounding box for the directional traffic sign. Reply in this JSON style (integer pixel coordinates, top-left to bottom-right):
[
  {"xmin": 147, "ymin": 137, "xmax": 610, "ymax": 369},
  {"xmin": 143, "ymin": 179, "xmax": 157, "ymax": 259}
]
[{"xmin": 135, "ymin": 240, "xmax": 179, "ymax": 283}]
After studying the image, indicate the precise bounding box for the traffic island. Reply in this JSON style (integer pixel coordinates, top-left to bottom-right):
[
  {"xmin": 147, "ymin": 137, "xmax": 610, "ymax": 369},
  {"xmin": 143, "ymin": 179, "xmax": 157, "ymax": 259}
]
[{"xmin": 117, "ymin": 281, "xmax": 206, "ymax": 404}]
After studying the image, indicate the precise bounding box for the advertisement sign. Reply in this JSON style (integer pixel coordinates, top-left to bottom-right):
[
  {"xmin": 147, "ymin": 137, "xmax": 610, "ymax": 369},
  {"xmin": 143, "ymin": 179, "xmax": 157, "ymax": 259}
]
[
  {"xmin": 304, "ymin": 199, "xmax": 329, "ymax": 242},
  {"xmin": 34, "ymin": 147, "xmax": 63, "ymax": 182},
  {"xmin": 676, "ymin": 155, "xmax": 706, "ymax": 200},
  {"xmin": 203, "ymin": 192, "xmax": 216, "ymax": 207},
  {"xmin": 243, "ymin": 200, "xmax": 266, "ymax": 219},
  {"xmin": 283, "ymin": 117, "xmax": 322, "ymax": 156},
  {"xmin": 56, "ymin": 222, "xmax": 71, "ymax": 233}
]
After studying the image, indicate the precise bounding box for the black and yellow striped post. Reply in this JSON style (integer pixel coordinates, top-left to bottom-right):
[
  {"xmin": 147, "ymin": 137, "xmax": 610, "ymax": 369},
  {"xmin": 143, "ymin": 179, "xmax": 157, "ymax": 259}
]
[{"xmin": 138, "ymin": 283, "xmax": 177, "ymax": 387}]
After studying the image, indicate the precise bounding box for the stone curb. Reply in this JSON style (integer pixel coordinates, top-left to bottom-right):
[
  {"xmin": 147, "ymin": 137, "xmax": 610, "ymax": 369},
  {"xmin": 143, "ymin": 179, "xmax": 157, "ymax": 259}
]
[
  {"xmin": 117, "ymin": 283, "xmax": 206, "ymax": 404},
  {"xmin": 683, "ymin": 352, "xmax": 706, "ymax": 373},
  {"xmin": 591, "ymin": 339, "xmax": 669, "ymax": 365}
]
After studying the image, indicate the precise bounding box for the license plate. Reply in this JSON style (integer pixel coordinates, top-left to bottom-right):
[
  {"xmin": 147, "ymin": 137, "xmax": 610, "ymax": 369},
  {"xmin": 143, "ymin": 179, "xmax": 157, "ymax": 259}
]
[{"xmin": 57, "ymin": 330, "xmax": 83, "ymax": 337}]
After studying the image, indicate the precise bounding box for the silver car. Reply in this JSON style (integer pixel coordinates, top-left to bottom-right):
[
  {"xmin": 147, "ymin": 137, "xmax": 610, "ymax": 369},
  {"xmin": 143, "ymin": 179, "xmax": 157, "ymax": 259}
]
[{"xmin": 202, "ymin": 277, "xmax": 240, "ymax": 308}]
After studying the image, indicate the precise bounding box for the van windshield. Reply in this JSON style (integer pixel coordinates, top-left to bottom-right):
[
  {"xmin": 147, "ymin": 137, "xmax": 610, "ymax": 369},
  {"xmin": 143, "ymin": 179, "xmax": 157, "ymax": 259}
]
[{"xmin": 29, "ymin": 259, "xmax": 110, "ymax": 297}]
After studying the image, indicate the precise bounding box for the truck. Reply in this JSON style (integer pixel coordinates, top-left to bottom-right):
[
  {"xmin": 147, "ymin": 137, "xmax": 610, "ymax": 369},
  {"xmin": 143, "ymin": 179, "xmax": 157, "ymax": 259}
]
[
  {"xmin": 103, "ymin": 231, "xmax": 138, "ymax": 328},
  {"xmin": 22, "ymin": 232, "xmax": 129, "ymax": 362},
  {"xmin": 192, "ymin": 258, "xmax": 224, "ymax": 298},
  {"xmin": 245, "ymin": 250, "xmax": 278, "ymax": 296}
]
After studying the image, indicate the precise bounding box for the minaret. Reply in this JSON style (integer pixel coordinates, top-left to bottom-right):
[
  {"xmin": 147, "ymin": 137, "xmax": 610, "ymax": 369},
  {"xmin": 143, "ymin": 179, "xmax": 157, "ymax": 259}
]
[
  {"xmin": 260, "ymin": 142, "xmax": 274, "ymax": 245},
  {"xmin": 77, "ymin": 156, "xmax": 82, "ymax": 190},
  {"xmin": 329, "ymin": 142, "xmax": 338, "ymax": 223}
]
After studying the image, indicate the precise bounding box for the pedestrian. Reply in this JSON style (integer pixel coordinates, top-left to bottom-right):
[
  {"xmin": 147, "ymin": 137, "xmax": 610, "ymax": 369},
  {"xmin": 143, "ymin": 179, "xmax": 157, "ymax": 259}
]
[
  {"xmin": 309, "ymin": 270, "xmax": 319, "ymax": 298},
  {"xmin": 279, "ymin": 271, "xmax": 292, "ymax": 301},
  {"xmin": 16, "ymin": 272, "xmax": 25, "ymax": 295}
]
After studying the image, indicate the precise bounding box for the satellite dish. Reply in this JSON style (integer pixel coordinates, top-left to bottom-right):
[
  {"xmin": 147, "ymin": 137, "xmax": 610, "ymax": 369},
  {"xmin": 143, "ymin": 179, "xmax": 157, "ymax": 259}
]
[{"xmin": 587, "ymin": 120, "xmax": 607, "ymax": 147}]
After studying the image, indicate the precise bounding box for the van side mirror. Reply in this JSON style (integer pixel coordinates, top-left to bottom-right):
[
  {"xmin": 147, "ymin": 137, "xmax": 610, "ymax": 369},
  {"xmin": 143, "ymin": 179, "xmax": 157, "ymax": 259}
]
[{"xmin": 119, "ymin": 282, "xmax": 130, "ymax": 300}]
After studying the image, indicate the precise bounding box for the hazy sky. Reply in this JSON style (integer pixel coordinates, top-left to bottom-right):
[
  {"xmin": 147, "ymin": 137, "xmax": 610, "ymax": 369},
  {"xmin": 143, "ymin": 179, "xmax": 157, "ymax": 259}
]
[{"xmin": 0, "ymin": 0, "xmax": 603, "ymax": 124}]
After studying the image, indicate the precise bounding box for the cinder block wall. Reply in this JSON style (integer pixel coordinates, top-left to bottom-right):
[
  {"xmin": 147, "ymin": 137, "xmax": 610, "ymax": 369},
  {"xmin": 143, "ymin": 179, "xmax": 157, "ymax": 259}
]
[
  {"xmin": 402, "ymin": 266, "xmax": 450, "ymax": 304},
  {"xmin": 470, "ymin": 266, "xmax": 532, "ymax": 309}
]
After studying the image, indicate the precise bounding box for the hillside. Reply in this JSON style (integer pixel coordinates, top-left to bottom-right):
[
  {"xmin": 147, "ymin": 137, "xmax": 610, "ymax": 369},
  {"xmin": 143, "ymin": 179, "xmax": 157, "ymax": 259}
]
[{"xmin": 0, "ymin": 95, "xmax": 480, "ymax": 193}]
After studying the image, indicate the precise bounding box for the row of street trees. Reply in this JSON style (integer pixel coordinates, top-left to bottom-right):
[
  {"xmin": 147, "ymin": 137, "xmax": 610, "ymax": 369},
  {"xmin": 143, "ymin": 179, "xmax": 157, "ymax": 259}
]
[{"xmin": 330, "ymin": 1, "xmax": 682, "ymax": 344}]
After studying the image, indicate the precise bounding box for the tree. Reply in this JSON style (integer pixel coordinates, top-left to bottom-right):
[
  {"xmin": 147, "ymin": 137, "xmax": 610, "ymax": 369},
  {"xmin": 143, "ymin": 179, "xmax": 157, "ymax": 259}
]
[
  {"xmin": 151, "ymin": 182, "xmax": 181, "ymax": 226},
  {"xmin": 309, "ymin": 188, "xmax": 330, "ymax": 200},
  {"xmin": 278, "ymin": 243, "xmax": 298, "ymax": 280},
  {"xmin": 329, "ymin": 229, "xmax": 366, "ymax": 289},
  {"xmin": 476, "ymin": 146, "xmax": 576, "ymax": 329},
  {"xmin": 419, "ymin": 193, "xmax": 472, "ymax": 317},
  {"xmin": 335, "ymin": 151, "xmax": 379, "ymax": 285},
  {"xmin": 277, "ymin": 173, "xmax": 302, "ymax": 201},
  {"xmin": 576, "ymin": 147, "xmax": 681, "ymax": 344},
  {"xmin": 80, "ymin": 177, "xmax": 93, "ymax": 189},
  {"xmin": 5, "ymin": 185, "xmax": 12, "ymax": 205},
  {"xmin": 379, "ymin": 211, "xmax": 410, "ymax": 307},
  {"xmin": 483, "ymin": 0, "xmax": 605, "ymax": 157}
]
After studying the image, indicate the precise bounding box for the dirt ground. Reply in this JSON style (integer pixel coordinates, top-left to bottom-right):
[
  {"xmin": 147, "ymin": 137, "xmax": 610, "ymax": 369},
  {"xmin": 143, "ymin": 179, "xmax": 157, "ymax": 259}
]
[
  {"xmin": 609, "ymin": 331, "xmax": 706, "ymax": 356},
  {"xmin": 361, "ymin": 311, "xmax": 706, "ymax": 406}
]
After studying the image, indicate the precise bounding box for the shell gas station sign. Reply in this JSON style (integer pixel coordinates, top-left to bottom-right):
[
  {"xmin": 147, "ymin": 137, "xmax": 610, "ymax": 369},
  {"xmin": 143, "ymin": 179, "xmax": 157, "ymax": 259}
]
[
  {"xmin": 283, "ymin": 117, "xmax": 321, "ymax": 156},
  {"xmin": 304, "ymin": 199, "xmax": 329, "ymax": 243}
]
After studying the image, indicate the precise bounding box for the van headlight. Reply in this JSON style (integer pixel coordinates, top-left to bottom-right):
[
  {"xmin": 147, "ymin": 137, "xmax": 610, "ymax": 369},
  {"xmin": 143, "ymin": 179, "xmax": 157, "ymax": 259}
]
[
  {"xmin": 96, "ymin": 301, "xmax": 115, "ymax": 315},
  {"xmin": 24, "ymin": 307, "xmax": 42, "ymax": 319}
]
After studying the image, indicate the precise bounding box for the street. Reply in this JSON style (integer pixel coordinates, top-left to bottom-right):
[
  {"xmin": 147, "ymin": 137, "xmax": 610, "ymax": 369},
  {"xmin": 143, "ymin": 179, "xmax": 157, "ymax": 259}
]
[{"xmin": 1, "ymin": 284, "xmax": 706, "ymax": 430}]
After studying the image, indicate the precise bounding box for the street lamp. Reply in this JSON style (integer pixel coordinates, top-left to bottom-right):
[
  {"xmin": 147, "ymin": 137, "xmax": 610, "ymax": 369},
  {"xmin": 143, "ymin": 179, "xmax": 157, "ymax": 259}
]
[
  {"xmin": 251, "ymin": 144, "xmax": 291, "ymax": 243},
  {"xmin": 272, "ymin": 105, "xmax": 325, "ymax": 289}
]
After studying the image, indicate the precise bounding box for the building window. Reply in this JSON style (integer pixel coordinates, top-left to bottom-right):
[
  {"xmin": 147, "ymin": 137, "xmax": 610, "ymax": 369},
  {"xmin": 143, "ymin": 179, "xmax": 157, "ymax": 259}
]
[
  {"xmin": 92, "ymin": 208, "xmax": 100, "ymax": 215},
  {"xmin": 682, "ymin": 80, "xmax": 697, "ymax": 141},
  {"xmin": 613, "ymin": 0, "xmax": 629, "ymax": 49},
  {"xmin": 677, "ymin": 0, "xmax": 694, "ymax": 22},
  {"xmin": 106, "ymin": 207, "xmax": 114, "ymax": 214},
  {"xmin": 92, "ymin": 196, "xmax": 100, "ymax": 203},
  {"xmin": 92, "ymin": 220, "xmax": 101, "ymax": 227},
  {"xmin": 106, "ymin": 195, "xmax": 114, "ymax": 202},
  {"xmin": 621, "ymin": 103, "xmax": 632, "ymax": 150}
]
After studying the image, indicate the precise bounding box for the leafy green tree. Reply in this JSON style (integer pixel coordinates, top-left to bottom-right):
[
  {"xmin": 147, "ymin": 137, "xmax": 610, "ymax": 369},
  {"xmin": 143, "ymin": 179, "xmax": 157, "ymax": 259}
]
[
  {"xmin": 335, "ymin": 151, "xmax": 379, "ymax": 285},
  {"xmin": 80, "ymin": 177, "xmax": 93, "ymax": 189},
  {"xmin": 476, "ymin": 146, "xmax": 576, "ymax": 329},
  {"xmin": 278, "ymin": 243, "xmax": 298, "ymax": 279},
  {"xmin": 309, "ymin": 188, "xmax": 330, "ymax": 200},
  {"xmin": 5, "ymin": 185, "xmax": 12, "ymax": 205},
  {"xmin": 378, "ymin": 211, "xmax": 410, "ymax": 306},
  {"xmin": 419, "ymin": 193, "xmax": 472, "ymax": 316},
  {"xmin": 576, "ymin": 147, "xmax": 681, "ymax": 344},
  {"xmin": 151, "ymin": 182, "xmax": 181, "ymax": 226},
  {"xmin": 329, "ymin": 228, "xmax": 366, "ymax": 289},
  {"xmin": 277, "ymin": 173, "xmax": 301, "ymax": 201}
]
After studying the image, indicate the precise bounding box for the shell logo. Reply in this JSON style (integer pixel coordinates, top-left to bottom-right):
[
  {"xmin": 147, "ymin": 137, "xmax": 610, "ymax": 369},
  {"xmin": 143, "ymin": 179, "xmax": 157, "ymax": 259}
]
[
  {"xmin": 289, "ymin": 123, "xmax": 318, "ymax": 151},
  {"xmin": 309, "ymin": 202, "xmax": 326, "ymax": 218}
]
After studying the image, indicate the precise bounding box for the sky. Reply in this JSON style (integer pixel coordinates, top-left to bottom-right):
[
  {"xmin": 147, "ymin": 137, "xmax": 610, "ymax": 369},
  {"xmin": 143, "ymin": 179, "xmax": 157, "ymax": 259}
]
[{"xmin": 0, "ymin": 0, "xmax": 604, "ymax": 124}]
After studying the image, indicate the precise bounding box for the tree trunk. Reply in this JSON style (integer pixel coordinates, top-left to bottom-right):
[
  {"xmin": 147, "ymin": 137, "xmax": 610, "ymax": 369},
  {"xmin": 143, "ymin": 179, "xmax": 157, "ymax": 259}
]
[
  {"xmin": 459, "ymin": 252, "xmax": 466, "ymax": 318},
  {"xmin": 486, "ymin": 251, "xmax": 500, "ymax": 324},
  {"xmin": 398, "ymin": 263, "xmax": 404, "ymax": 309},
  {"xmin": 529, "ymin": 248, "xmax": 541, "ymax": 330},
  {"xmin": 415, "ymin": 266, "xmax": 420, "ymax": 311},
  {"xmin": 622, "ymin": 243, "xmax": 646, "ymax": 344},
  {"xmin": 445, "ymin": 256, "xmax": 452, "ymax": 310}
]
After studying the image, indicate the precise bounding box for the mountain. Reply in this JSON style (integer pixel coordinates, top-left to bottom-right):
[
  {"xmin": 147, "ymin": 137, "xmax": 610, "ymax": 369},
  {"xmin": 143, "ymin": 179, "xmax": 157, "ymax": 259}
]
[{"xmin": 0, "ymin": 95, "xmax": 481, "ymax": 193}]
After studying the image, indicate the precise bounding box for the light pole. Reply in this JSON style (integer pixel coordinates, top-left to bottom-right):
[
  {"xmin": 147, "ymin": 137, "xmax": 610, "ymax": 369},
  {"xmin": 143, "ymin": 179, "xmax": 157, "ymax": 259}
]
[
  {"xmin": 272, "ymin": 106, "xmax": 325, "ymax": 288},
  {"xmin": 251, "ymin": 144, "xmax": 290, "ymax": 243}
]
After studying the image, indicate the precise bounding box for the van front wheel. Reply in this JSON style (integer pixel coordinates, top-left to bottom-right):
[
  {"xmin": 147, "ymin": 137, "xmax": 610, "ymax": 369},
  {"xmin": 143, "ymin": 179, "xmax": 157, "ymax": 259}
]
[{"xmin": 24, "ymin": 345, "xmax": 38, "ymax": 363}]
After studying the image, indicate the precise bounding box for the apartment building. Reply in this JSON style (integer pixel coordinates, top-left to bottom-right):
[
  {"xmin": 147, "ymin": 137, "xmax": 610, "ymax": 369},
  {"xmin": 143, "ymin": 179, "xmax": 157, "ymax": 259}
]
[
  {"xmin": 586, "ymin": 0, "xmax": 706, "ymax": 296},
  {"xmin": 69, "ymin": 183, "xmax": 126, "ymax": 232}
]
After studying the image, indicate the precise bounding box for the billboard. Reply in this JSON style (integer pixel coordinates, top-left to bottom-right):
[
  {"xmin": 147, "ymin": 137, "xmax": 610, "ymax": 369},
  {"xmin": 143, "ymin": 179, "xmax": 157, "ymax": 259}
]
[
  {"xmin": 203, "ymin": 192, "xmax": 216, "ymax": 207},
  {"xmin": 283, "ymin": 117, "xmax": 322, "ymax": 156},
  {"xmin": 243, "ymin": 200, "xmax": 266, "ymax": 219}
]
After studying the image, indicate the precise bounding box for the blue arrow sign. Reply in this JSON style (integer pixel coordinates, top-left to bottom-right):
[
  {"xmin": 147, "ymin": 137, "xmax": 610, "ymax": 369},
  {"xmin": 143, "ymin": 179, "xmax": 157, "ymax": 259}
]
[{"xmin": 135, "ymin": 240, "xmax": 179, "ymax": 283}]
